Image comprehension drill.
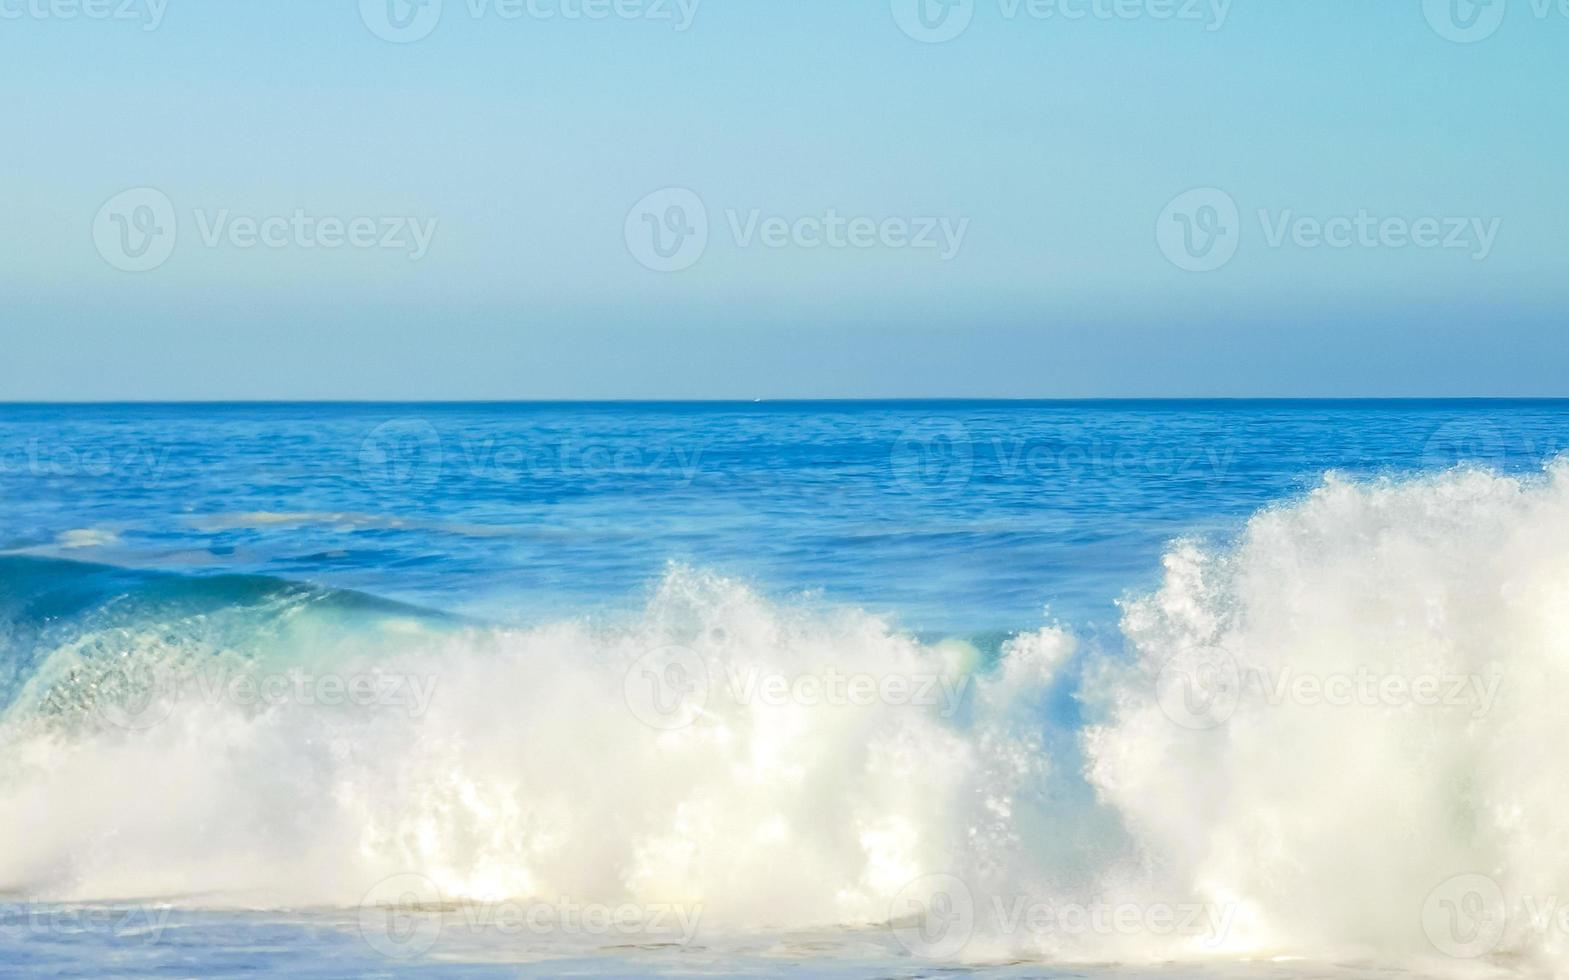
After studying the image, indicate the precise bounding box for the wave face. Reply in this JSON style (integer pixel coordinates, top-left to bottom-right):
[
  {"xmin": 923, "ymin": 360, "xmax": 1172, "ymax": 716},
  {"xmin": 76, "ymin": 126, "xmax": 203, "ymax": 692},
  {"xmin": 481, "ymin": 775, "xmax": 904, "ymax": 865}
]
[{"xmin": 5, "ymin": 464, "xmax": 1569, "ymax": 970}]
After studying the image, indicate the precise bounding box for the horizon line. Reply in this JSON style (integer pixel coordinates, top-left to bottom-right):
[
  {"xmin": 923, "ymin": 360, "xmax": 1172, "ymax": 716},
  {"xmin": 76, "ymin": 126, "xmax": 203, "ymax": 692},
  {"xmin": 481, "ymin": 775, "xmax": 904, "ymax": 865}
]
[{"xmin": 4, "ymin": 397, "xmax": 1569, "ymax": 406}]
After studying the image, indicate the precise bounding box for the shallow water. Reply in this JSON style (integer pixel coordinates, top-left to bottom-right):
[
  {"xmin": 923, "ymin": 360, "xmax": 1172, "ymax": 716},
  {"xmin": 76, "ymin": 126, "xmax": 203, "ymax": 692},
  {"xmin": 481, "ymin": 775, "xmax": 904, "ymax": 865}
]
[{"xmin": 0, "ymin": 902, "xmax": 1471, "ymax": 978}]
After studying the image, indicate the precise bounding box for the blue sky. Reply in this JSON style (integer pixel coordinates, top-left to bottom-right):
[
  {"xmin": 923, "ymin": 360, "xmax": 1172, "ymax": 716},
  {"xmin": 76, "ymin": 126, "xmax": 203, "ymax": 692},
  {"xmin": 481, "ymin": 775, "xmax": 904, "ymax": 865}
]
[{"xmin": 1, "ymin": 0, "xmax": 1565, "ymax": 399}]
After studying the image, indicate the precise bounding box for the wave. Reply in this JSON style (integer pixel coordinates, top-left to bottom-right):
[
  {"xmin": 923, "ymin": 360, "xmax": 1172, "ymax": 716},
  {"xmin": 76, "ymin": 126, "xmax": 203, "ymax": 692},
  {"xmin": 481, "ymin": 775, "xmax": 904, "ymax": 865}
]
[
  {"xmin": 1083, "ymin": 462, "xmax": 1569, "ymax": 970},
  {"xmin": 3, "ymin": 463, "xmax": 1569, "ymax": 971}
]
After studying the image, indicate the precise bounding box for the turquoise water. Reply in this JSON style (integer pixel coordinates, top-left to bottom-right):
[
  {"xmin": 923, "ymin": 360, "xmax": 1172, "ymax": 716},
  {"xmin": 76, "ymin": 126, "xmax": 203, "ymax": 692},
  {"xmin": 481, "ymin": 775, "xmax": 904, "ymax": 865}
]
[{"xmin": 3, "ymin": 401, "xmax": 1567, "ymax": 978}]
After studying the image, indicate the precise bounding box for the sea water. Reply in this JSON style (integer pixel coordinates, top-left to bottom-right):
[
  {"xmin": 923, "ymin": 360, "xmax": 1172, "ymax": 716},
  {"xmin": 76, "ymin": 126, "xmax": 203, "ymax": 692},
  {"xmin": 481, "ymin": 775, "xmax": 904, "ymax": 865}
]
[{"xmin": 1, "ymin": 400, "xmax": 1565, "ymax": 977}]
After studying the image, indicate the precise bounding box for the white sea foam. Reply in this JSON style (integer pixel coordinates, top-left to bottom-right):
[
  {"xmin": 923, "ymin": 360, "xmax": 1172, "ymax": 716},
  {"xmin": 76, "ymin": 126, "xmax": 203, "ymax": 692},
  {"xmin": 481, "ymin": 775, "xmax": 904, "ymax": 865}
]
[
  {"xmin": 0, "ymin": 567, "xmax": 1069, "ymax": 935},
  {"xmin": 1085, "ymin": 461, "xmax": 1569, "ymax": 971},
  {"xmin": 54, "ymin": 528, "xmax": 120, "ymax": 549}
]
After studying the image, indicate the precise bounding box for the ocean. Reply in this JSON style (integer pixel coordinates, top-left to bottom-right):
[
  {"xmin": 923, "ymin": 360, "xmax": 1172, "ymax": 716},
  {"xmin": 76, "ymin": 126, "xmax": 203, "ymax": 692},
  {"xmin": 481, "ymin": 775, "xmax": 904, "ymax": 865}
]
[{"xmin": 1, "ymin": 400, "xmax": 1565, "ymax": 977}]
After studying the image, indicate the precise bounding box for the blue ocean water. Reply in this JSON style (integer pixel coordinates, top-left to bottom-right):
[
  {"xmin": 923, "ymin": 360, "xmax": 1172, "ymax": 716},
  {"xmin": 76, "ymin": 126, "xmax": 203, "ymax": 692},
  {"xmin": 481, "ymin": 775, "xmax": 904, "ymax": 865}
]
[
  {"xmin": 1, "ymin": 400, "xmax": 1563, "ymax": 633},
  {"xmin": 3, "ymin": 401, "xmax": 1568, "ymax": 978}
]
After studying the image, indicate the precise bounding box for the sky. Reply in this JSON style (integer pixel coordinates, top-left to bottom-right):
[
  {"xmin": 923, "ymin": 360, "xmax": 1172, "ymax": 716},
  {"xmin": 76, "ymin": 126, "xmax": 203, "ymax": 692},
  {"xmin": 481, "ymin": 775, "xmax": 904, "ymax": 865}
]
[{"xmin": 1, "ymin": 0, "xmax": 1565, "ymax": 399}]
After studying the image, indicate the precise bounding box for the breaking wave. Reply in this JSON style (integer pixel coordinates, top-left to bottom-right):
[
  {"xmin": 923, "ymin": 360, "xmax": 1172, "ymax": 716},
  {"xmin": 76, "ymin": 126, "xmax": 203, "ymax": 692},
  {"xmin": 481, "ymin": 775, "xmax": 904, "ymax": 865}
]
[{"xmin": 6, "ymin": 461, "xmax": 1569, "ymax": 971}]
